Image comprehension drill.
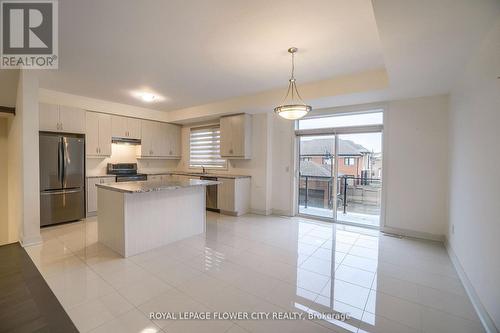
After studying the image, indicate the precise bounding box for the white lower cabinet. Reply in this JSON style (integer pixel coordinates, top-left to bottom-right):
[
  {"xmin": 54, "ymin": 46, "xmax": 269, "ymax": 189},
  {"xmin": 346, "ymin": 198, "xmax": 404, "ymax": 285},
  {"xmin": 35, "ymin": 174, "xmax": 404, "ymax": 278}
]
[
  {"xmin": 217, "ymin": 177, "xmax": 251, "ymax": 216},
  {"xmin": 86, "ymin": 176, "xmax": 116, "ymax": 215}
]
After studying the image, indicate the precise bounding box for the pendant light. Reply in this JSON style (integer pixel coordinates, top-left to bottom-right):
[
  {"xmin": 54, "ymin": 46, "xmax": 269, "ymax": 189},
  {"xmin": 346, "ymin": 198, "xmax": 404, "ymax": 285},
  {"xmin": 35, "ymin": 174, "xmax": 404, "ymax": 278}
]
[{"xmin": 274, "ymin": 47, "xmax": 311, "ymax": 120}]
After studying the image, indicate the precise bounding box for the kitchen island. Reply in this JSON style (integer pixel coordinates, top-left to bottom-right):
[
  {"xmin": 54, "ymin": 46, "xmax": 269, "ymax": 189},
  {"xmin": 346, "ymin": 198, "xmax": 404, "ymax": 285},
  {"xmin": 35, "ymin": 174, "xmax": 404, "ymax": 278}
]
[{"xmin": 95, "ymin": 179, "xmax": 219, "ymax": 257}]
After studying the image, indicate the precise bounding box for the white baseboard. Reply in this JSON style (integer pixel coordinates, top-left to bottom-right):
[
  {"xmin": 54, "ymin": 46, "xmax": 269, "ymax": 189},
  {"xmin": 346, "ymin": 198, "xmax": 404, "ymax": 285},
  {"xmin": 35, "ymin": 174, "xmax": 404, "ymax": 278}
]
[
  {"xmin": 250, "ymin": 208, "xmax": 272, "ymax": 216},
  {"xmin": 445, "ymin": 239, "xmax": 499, "ymax": 333},
  {"xmin": 20, "ymin": 234, "xmax": 42, "ymax": 247},
  {"xmin": 381, "ymin": 225, "xmax": 444, "ymax": 242},
  {"xmin": 271, "ymin": 209, "xmax": 292, "ymax": 217}
]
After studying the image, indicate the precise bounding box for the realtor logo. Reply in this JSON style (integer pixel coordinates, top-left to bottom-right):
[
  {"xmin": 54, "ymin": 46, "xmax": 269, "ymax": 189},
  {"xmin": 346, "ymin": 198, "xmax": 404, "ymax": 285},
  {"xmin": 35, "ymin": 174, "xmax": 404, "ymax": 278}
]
[{"xmin": 1, "ymin": 0, "xmax": 58, "ymax": 68}]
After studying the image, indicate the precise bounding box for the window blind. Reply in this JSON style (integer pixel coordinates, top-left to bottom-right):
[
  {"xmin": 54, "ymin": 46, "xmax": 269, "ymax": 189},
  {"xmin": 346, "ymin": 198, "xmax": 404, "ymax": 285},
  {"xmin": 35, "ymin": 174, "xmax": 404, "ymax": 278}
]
[{"xmin": 189, "ymin": 126, "xmax": 226, "ymax": 168}]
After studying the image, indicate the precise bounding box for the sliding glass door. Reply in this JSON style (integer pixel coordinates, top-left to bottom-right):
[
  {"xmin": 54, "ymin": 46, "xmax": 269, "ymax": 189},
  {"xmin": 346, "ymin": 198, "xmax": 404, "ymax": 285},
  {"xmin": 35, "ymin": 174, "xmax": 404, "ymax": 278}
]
[
  {"xmin": 298, "ymin": 135, "xmax": 336, "ymax": 218},
  {"xmin": 336, "ymin": 132, "xmax": 382, "ymax": 227},
  {"xmin": 296, "ymin": 111, "xmax": 384, "ymax": 228}
]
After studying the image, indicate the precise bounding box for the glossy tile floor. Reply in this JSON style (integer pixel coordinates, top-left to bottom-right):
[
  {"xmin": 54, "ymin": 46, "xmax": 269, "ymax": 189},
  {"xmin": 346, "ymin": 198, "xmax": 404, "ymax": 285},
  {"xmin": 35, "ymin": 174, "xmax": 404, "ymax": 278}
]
[{"xmin": 25, "ymin": 212, "xmax": 484, "ymax": 333}]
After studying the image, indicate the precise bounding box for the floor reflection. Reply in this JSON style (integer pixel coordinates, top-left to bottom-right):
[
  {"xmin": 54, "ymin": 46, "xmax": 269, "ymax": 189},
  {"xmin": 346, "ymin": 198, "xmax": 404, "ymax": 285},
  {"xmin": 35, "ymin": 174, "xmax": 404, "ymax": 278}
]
[{"xmin": 30, "ymin": 212, "xmax": 480, "ymax": 333}]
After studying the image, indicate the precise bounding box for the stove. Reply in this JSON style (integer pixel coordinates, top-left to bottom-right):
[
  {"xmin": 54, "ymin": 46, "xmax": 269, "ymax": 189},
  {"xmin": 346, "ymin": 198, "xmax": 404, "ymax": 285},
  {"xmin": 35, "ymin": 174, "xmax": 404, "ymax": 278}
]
[{"xmin": 106, "ymin": 163, "xmax": 147, "ymax": 182}]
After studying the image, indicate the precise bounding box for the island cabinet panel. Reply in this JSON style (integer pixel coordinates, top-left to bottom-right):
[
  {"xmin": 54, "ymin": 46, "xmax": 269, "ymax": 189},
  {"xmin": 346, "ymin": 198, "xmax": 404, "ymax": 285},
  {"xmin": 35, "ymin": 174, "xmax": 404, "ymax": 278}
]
[
  {"xmin": 217, "ymin": 177, "xmax": 251, "ymax": 216},
  {"xmin": 220, "ymin": 114, "xmax": 252, "ymax": 159},
  {"xmin": 97, "ymin": 185, "xmax": 206, "ymax": 257},
  {"xmin": 86, "ymin": 177, "xmax": 116, "ymax": 215},
  {"xmin": 86, "ymin": 112, "xmax": 112, "ymax": 157},
  {"xmin": 39, "ymin": 103, "xmax": 85, "ymax": 133}
]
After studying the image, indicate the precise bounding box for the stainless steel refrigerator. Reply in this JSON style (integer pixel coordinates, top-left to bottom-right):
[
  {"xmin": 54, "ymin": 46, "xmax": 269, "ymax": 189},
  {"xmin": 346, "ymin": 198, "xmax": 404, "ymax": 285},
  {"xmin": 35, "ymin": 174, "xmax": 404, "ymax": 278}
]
[{"xmin": 39, "ymin": 133, "xmax": 85, "ymax": 227}]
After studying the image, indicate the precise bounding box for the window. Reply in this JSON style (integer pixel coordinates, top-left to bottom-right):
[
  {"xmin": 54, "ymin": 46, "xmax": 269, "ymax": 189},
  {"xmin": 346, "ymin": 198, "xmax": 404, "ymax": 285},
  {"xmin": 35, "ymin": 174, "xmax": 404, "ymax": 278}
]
[
  {"xmin": 298, "ymin": 110, "xmax": 383, "ymax": 130},
  {"xmin": 344, "ymin": 157, "xmax": 355, "ymax": 166},
  {"xmin": 189, "ymin": 126, "xmax": 226, "ymax": 168}
]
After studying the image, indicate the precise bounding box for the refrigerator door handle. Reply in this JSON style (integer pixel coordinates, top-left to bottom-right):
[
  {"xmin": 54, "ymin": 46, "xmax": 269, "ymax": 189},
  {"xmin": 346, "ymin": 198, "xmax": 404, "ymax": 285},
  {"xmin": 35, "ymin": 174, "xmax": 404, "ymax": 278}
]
[
  {"xmin": 58, "ymin": 140, "xmax": 63, "ymax": 185},
  {"xmin": 41, "ymin": 188, "xmax": 82, "ymax": 195},
  {"xmin": 62, "ymin": 137, "xmax": 67, "ymax": 187}
]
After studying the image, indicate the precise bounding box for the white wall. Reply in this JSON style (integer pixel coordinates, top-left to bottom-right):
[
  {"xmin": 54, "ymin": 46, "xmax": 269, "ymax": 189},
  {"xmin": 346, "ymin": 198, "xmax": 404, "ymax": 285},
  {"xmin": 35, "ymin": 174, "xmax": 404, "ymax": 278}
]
[
  {"xmin": 266, "ymin": 94, "xmax": 451, "ymax": 234},
  {"xmin": 270, "ymin": 114, "xmax": 295, "ymax": 216},
  {"xmin": 383, "ymin": 95, "xmax": 450, "ymax": 239},
  {"xmin": 447, "ymin": 16, "xmax": 500, "ymax": 331},
  {"xmin": 0, "ymin": 118, "xmax": 11, "ymax": 245},
  {"xmin": 9, "ymin": 70, "xmax": 41, "ymax": 246}
]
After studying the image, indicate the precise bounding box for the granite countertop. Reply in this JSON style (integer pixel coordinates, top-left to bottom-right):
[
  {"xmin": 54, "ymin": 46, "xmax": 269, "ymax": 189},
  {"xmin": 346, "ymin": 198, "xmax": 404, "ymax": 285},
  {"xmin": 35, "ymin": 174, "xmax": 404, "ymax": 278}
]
[
  {"xmin": 95, "ymin": 179, "xmax": 220, "ymax": 193},
  {"xmin": 141, "ymin": 171, "xmax": 251, "ymax": 179}
]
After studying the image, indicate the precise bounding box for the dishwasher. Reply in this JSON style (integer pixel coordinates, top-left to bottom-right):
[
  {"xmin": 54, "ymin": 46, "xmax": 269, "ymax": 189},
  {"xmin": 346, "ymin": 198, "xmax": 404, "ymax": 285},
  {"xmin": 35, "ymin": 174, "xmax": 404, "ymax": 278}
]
[{"xmin": 200, "ymin": 176, "xmax": 219, "ymax": 212}]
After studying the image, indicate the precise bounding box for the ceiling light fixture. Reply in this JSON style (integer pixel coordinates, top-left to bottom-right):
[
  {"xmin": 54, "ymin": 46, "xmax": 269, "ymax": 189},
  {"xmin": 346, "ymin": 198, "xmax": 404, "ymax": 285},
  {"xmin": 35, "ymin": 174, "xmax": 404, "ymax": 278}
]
[
  {"xmin": 274, "ymin": 47, "xmax": 311, "ymax": 120},
  {"xmin": 140, "ymin": 92, "xmax": 156, "ymax": 102}
]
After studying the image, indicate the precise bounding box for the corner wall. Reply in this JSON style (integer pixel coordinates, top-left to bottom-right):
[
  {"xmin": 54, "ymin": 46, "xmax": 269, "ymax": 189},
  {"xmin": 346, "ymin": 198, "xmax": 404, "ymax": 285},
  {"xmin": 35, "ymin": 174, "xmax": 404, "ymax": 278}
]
[
  {"xmin": 0, "ymin": 118, "xmax": 11, "ymax": 245},
  {"xmin": 447, "ymin": 16, "xmax": 500, "ymax": 331},
  {"xmin": 8, "ymin": 70, "xmax": 41, "ymax": 246},
  {"xmin": 383, "ymin": 95, "xmax": 450, "ymax": 239}
]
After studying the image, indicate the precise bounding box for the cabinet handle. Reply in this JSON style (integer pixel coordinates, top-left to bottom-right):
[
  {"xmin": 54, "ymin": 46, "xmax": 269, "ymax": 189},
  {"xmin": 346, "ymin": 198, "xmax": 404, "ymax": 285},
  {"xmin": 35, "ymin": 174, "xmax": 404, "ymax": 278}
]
[
  {"xmin": 169, "ymin": 150, "xmax": 172, "ymax": 155},
  {"xmin": 96, "ymin": 147, "xmax": 98, "ymax": 154},
  {"xmin": 60, "ymin": 123, "xmax": 63, "ymax": 130}
]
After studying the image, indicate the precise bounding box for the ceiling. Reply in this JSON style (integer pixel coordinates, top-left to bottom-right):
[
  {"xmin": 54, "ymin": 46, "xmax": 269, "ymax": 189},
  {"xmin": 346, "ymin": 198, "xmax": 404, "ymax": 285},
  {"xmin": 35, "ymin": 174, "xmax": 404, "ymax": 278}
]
[
  {"xmin": 3, "ymin": 0, "xmax": 498, "ymax": 116},
  {"xmin": 37, "ymin": 0, "xmax": 384, "ymax": 111}
]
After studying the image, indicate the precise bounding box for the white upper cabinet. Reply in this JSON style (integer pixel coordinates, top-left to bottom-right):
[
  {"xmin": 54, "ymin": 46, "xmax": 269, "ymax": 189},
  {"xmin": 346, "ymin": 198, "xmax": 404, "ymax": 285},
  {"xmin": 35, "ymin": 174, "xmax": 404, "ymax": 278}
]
[
  {"xmin": 162, "ymin": 123, "xmax": 181, "ymax": 158},
  {"xmin": 111, "ymin": 115, "xmax": 127, "ymax": 138},
  {"xmin": 39, "ymin": 103, "xmax": 59, "ymax": 132},
  {"xmin": 139, "ymin": 120, "xmax": 156, "ymax": 157},
  {"xmin": 138, "ymin": 120, "xmax": 181, "ymax": 159},
  {"xmin": 165, "ymin": 123, "xmax": 181, "ymax": 157},
  {"xmin": 86, "ymin": 112, "xmax": 112, "ymax": 157},
  {"xmin": 39, "ymin": 103, "xmax": 85, "ymax": 133},
  {"xmin": 220, "ymin": 114, "xmax": 252, "ymax": 159},
  {"xmin": 111, "ymin": 115, "xmax": 141, "ymax": 140},
  {"xmin": 59, "ymin": 106, "xmax": 86, "ymax": 133},
  {"xmin": 127, "ymin": 118, "xmax": 141, "ymax": 139}
]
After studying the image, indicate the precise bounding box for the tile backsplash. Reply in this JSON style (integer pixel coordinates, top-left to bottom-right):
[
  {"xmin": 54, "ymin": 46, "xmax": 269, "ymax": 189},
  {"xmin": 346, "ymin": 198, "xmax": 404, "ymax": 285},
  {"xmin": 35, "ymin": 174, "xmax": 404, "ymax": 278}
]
[{"xmin": 86, "ymin": 144, "xmax": 179, "ymax": 176}]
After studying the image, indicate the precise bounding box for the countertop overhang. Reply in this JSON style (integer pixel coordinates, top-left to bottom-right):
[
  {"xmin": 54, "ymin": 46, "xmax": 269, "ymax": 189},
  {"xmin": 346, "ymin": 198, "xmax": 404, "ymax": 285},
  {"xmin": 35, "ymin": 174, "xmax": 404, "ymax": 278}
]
[{"xmin": 95, "ymin": 179, "xmax": 220, "ymax": 193}]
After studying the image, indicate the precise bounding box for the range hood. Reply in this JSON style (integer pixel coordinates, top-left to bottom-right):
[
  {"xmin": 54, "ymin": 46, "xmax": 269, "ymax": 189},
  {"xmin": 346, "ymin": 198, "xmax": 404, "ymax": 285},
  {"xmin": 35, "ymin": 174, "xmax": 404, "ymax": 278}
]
[{"xmin": 112, "ymin": 137, "xmax": 141, "ymax": 145}]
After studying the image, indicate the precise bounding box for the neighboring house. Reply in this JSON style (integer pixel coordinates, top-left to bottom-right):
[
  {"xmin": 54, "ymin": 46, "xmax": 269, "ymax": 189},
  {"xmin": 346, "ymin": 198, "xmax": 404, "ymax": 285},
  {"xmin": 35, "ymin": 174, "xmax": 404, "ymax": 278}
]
[
  {"xmin": 299, "ymin": 138, "xmax": 372, "ymax": 178},
  {"xmin": 299, "ymin": 138, "xmax": 378, "ymax": 209}
]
